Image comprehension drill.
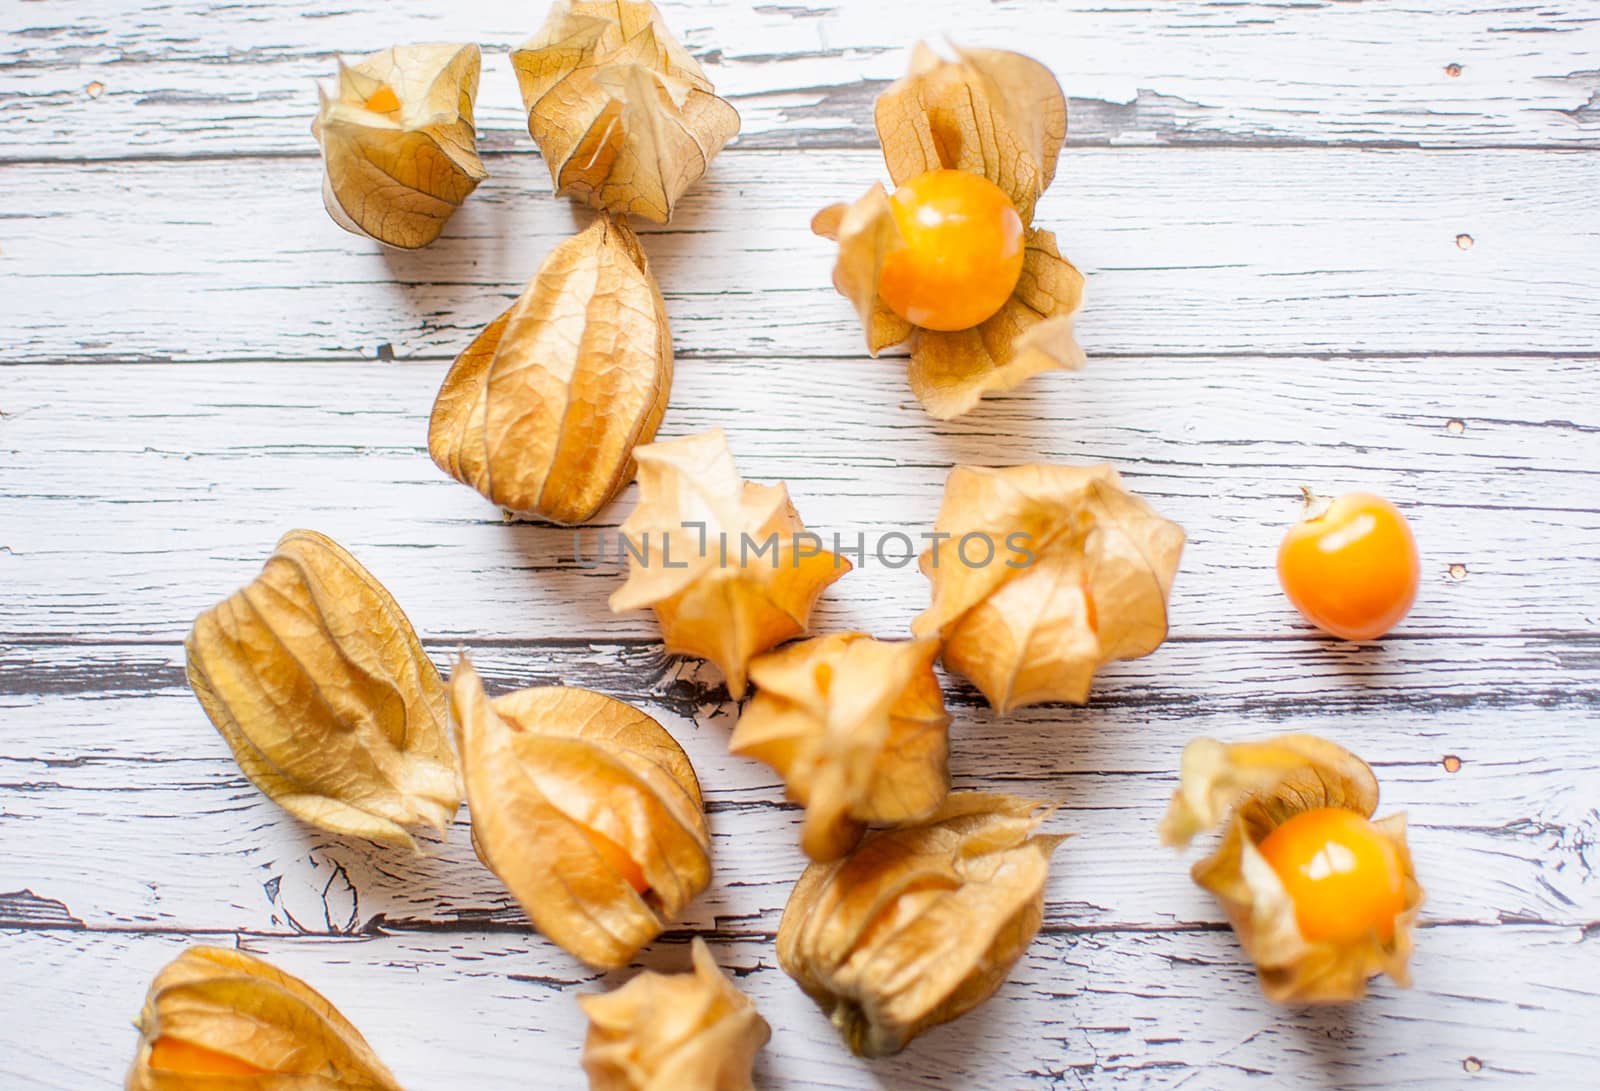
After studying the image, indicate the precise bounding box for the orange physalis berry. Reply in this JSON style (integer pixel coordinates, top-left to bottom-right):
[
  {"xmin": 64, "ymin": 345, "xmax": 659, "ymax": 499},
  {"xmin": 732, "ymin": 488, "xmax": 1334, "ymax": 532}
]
[
  {"xmin": 363, "ymin": 84, "xmax": 401, "ymax": 113},
  {"xmin": 1256, "ymin": 806, "xmax": 1406, "ymax": 944},
  {"xmin": 1277, "ymin": 491, "xmax": 1419, "ymax": 641},
  {"xmin": 583, "ymin": 825, "xmax": 650, "ymax": 894},
  {"xmin": 148, "ymin": 1037, "xmax": 268, "ymax": 1076},
  {"xmin": 878, "ymin": 169, "xmax": 1025, "ymax": 332}
]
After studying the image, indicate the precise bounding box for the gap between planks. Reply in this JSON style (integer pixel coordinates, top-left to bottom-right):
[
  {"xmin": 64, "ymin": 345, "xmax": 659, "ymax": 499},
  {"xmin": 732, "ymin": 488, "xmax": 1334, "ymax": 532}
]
[
  {"xmin": 6, "ymin": 637, "xmax": 1596, "ymax": 935},
  {"xmin": 11, "ymin": 349, "xmax": 1600, "ymax": 368},
  {"xmin": 4, "ymin": 142, "xmax": 1600, "ymax": 168},
  {"xmin": 5, "ymin": 631, "xmax": 1598, "ymax": 647},
  {"xmin": 0, "ymin": 916, "xmax": 1584, "ymax": 939},
  {"xmin": 6, "ymin": 0, "xmax": 1598, "ymax": 161}
]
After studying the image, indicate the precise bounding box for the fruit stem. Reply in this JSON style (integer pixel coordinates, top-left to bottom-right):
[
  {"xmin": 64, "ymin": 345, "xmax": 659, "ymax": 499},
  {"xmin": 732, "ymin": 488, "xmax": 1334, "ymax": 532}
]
[{"xmin": 1297, "ymin": 486, "xmax": 1332, "ymax": 520}]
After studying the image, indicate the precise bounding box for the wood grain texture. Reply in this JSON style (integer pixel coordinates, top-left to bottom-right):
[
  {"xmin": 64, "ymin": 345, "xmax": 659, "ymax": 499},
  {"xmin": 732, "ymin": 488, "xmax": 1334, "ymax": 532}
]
[
  {"xmin": 5, "ymin": 150, "xmax": 1599, "ymax": 362},
  {"xmin": 3, "ymin": 0, "xmax": 1598, "ymax": 158},
  {"xmin": 4, "ymin": 0, "xmax": 1600, "ymax": 1088},
  {"xmin": 3, "ymin": 639, "xmax": 1596, "ymax": 937},
  {"xmin": 2, "ymin": 359, "xmax": 1595, "ymax": 640},
  {"xmin": 2, "ymin": 926, "xmax": 1595, "ymax": 1091}
]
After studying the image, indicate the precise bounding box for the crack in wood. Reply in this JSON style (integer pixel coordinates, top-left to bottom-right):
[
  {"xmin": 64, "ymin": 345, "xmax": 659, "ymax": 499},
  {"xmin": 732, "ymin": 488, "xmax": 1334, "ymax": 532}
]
[{"xmin": 6, "ymin": 637, "xmax": 1598, "ymax": 715}]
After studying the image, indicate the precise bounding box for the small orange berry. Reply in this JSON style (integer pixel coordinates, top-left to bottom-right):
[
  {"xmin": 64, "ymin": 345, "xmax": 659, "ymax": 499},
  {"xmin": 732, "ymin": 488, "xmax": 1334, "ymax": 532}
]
[
  {"xmin": 363, "ymin": 85, "xmax": 401, "ymax": 113},
  {"xmin": 1277, "ymin": 491, "xmax": 1419, "ymax": 640},
  {"xmin": 583, "ymin": 825, "xmax": 650, "ymax": 894},
  {"xmin": 148, "ymin": 1037, "xmax": 268, "ymax": 1076},
  {"xmin": 1257, "ymin": 807, "xmax": 1406, "ymax": 944},
  {"xmin": 878, "ymin": 169, "xmax": 1026, "ymax": 332}
]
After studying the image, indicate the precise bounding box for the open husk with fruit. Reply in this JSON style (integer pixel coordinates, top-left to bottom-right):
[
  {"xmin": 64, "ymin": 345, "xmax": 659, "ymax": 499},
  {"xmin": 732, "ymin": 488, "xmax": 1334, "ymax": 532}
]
[
  {"xmin": 1160, "ymin": 733, "xmax": 1425, "ymax": 1003},
  {"xmin": 813, "ymin": 44, "xmax": 1086, "ymax": 418}
]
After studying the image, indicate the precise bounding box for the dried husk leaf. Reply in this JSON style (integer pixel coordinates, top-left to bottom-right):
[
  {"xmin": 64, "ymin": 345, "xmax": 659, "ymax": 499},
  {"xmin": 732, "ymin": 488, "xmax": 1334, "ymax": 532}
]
[
  {"xmin": 127, "ymin": 945, "xmax": 404, "ymax": 1090},
  {"xmin": 906, "ymin": 230, "xmax": 1086, "ymax": 420},
  {"xmin": 578, "ymin": 937, "xmax": 771, "ymax": 1091},
  {"xmin": 809, "ymin": 186, "xmax": 915, "ymax": 357},
  {"xmin": 875, "ymin": 44, "xmax": 1066, "ymax": 225},
  {"xmin": 312, "ymin": 42, "xmax": 487, "ymax": 249},
  {"xmin": 185, "ymin": 530, "xmax": 462, "ymax": 851},
  {"xmin": 428, "ymin": 215, "xmax": 673, "ymax": 524},
  {"xmin": 512, "ymin": 0, "xmax": 740, "ymax": 222},
  {"xmin": 1159, "ymin": 734, "xmax": 1426, "ymax": 1003},
  {"xmin": 450, "ymin": 657, "xmax": 711, "ymax": 970},
  {"xmin": 911, "ymin": 464, "xmax": 1185, "ymax": 713},
  {"xmin": 609, "ymin": 429, "xmax": 850, "ymax": 699},
  {"xmin": 777, "ymin": 793, "xmax": 1066, "ymax": 1057},
  {"xmin": 729, "ymin": 633, "xmax": 950, "ymax": 861}
]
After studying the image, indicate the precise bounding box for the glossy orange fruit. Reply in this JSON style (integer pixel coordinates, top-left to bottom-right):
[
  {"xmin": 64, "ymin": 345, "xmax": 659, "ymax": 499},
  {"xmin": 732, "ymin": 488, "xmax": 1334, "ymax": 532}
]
[
  {"xmin": 1256, "ymin": 806, "xmax": 1406, "ymax": 944},
  {"xmin": 878, "ymin": 168, "xmax": 1026, "ymax": 332},
  {"xmin": 1277, "ymin": 491, "xmax": 1419, "ymax": 640}
]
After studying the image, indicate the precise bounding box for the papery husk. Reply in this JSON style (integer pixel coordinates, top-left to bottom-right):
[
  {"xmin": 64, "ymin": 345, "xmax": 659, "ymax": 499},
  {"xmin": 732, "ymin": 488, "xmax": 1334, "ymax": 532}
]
[
  {"xmin": 126, "ymin": 945, "xmax": 404, "ymax": 1090},
  {"xmin": 185, "ymin": 530, "xmax": 462, "ymax": 851},
  {"xmin": 905, "ymin": 228, "xmax": 1086, "ymax": 421},
  {"xmin": 579, "ymin": 937, "xmax": 771, "ymax": 1091},
  {"xmin": 450, "ymin": 657, "xmax": 711, "ymax": 970},
  {"xmin": 876, "ymin": 44, "xmax": 1066, "ymax": 225},
  {"xmin": 512, "ymin": 0, "xmax": 740, "ymax": 222},
  {"xmin": 428, "ymin": 215, "xmax": 673, "ymax": 524},
  {"xmin": 911, "ymin": 464, "xmax": 1184, "ymax": 713},
  {"xmin": 813, "ymin": 191, "xmax": 1086, "ymax": 423},
  {"xmin": 777, "ymin": 793, "xmax": 1067, "ymax": 1057},
  {"xmin": 1159, "ymin": 734, "xmax": 1425, "ymax": 1003},
  {"xmin": 312, "ymin": 42, "xmax": 486, "ymax": 249},
  {"xmin": 729, "ymin": 633, "xmax": 950, "ymax": 861},
  {"xmin": 609, "ymin": 429, "xmax": 850, "ymax": 699},
  {"xmin": 812, "ymin": 44, "xmax": 1083, "ymax": 419}
]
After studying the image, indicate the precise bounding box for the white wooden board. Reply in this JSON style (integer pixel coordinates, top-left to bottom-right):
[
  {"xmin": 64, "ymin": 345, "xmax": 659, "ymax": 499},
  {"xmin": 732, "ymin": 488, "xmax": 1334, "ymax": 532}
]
[
  {"xmin": 3, "ymin": 638, "xmax": 1596, "ymax": 937},
  {"xmin": 5, "ymin": 151, "xmax": 1599, "ymax": 362},
  {"xmin": 4, "ymin": 0, "xmax": 1598, "ymax": 156},
  {"xmin": 3, "ymin": 358, "xmax": 1597, "ymax": 642},
  {"xmin": 3, "ymin": 927, "xmax": 1593, "ymax": 1090},
  {"xmin": 2, "ymin": 1, "xmax": 1598, "ymax": 1089}
]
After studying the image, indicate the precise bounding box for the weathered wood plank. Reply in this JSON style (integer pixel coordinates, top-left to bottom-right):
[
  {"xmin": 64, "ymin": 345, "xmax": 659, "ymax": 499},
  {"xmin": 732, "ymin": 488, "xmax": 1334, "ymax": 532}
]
[
  {"xmin": 4, "ymin": 5, "xmax": 1597, "ymax": 1089},
  {"xmin": 4, "ymin": 0, "xmax": 1599, "ymax": 158},
  {"xmin": 5, "ymin": 151, "xmax": 1598, "ymax": 362},
  {"xmin": 2, "ymin": 357, "xmax": 1595, "ymax": 640},
  {"xmin": 1, "ymin": 925, "xmax": 1592, "ymax": 1090},
  {"xmin": 3, "ymin": 639, "xmax": 1595, "ymax": 935}
]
